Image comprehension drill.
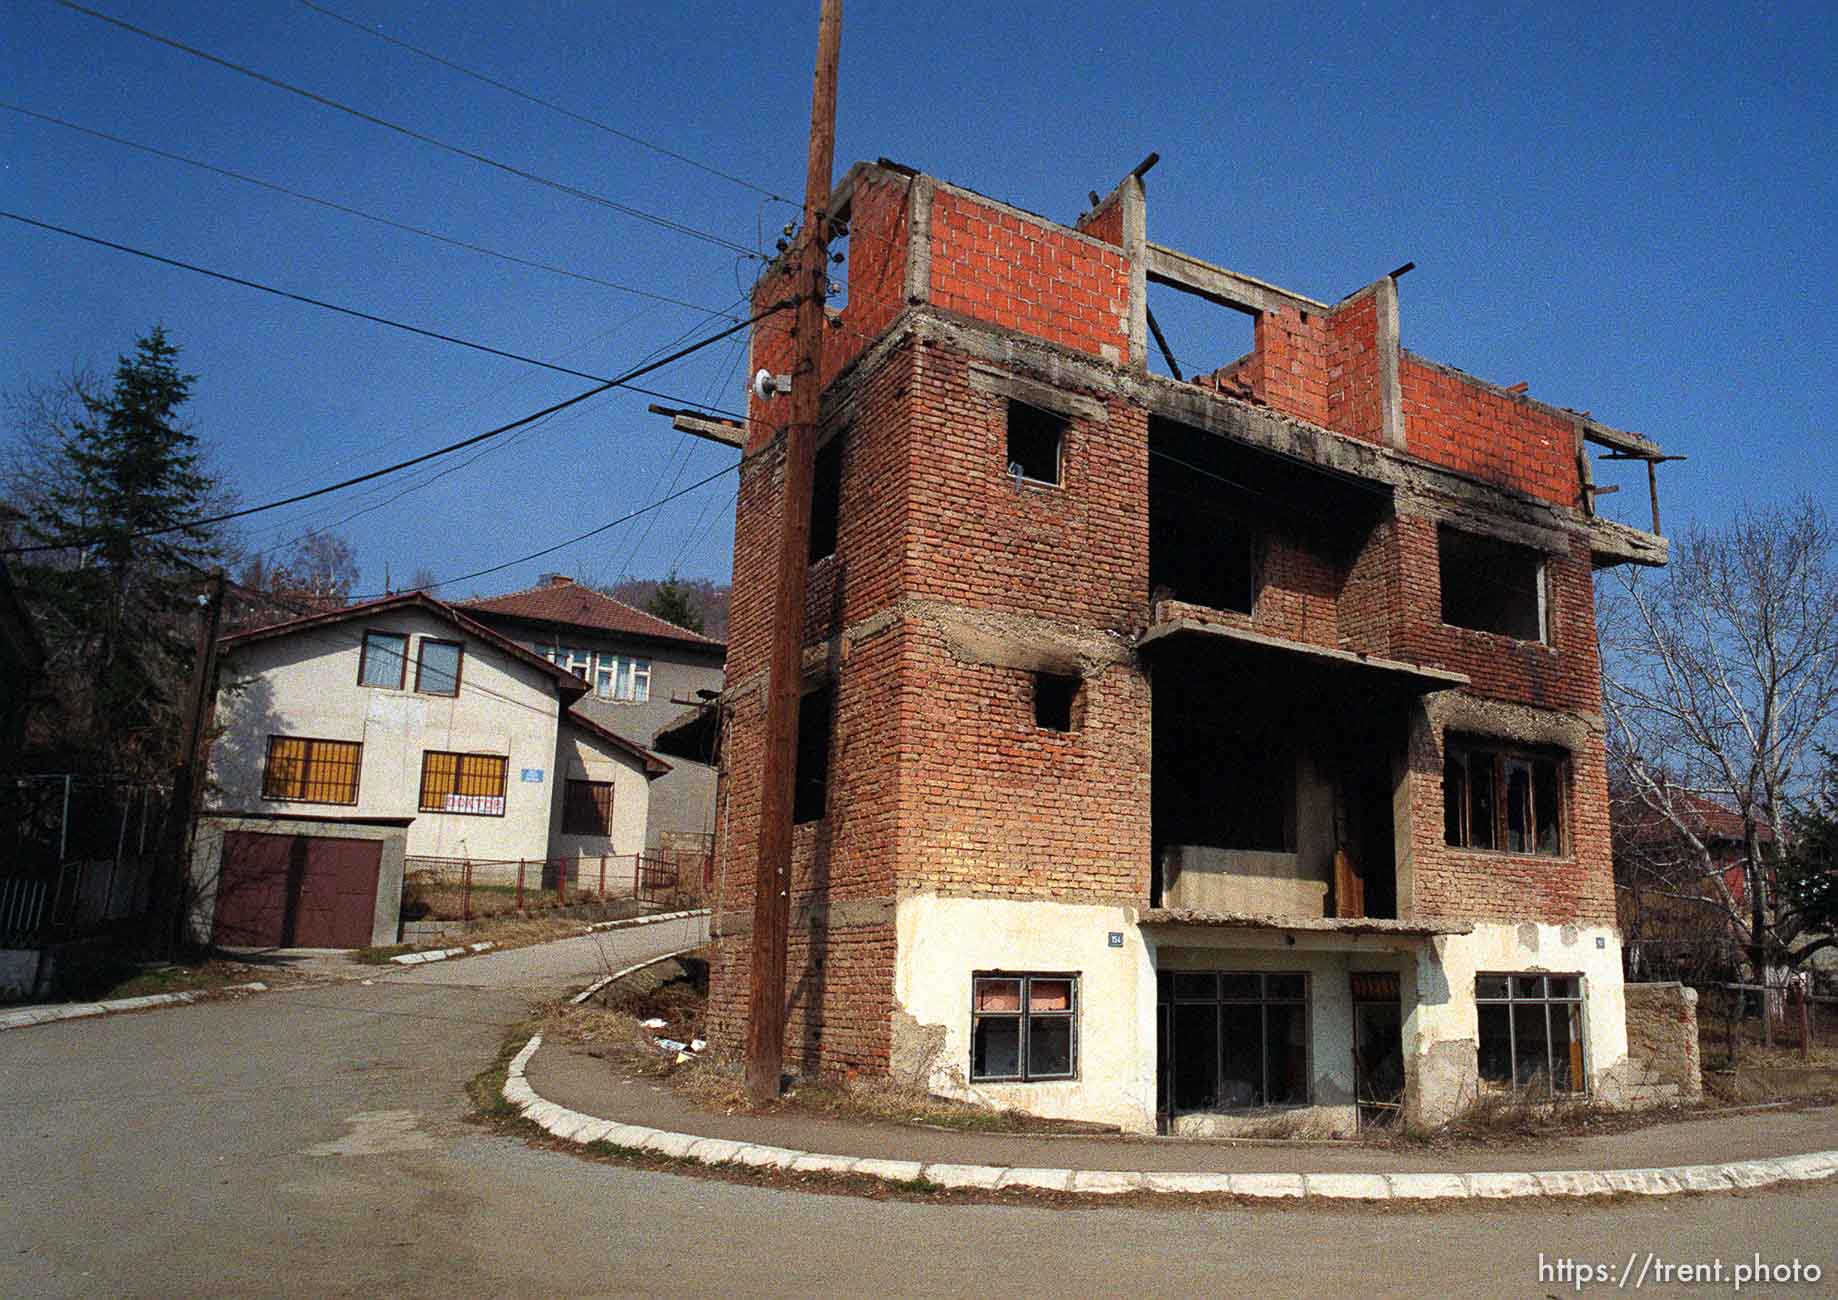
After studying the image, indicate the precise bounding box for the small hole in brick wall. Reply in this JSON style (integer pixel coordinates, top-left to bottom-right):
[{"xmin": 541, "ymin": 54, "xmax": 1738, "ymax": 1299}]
[
  {"xmin": 1035, "ymin": 673, "xmax": 1079, "ymax": 732},
  {"xmin": 1007, "ymin": 400, "xmax": 1065, "ymax": 486}
]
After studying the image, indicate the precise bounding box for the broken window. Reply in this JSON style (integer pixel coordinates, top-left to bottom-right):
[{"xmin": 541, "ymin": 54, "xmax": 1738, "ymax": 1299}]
[
  {"xmin": 1476, "ymin": 973, "xmax": 1585, "ymax": 1096},
  {"xmin": 1438, "ymin": 526, "xmax": 1547, "ymax": 642},
  {"xmin": 1444, "ymin": 740, "xmax": 1566, "ymax": 857},
  {"xmin": 1006, "ymin": 400, "xmax": 1065, "ymax": 486},
  {"xmin": 809, "ymin": 433, "xmax": 842, "ymax": 563},
  {"xmin": 1034, "ymin": 673, "xmax": 1079, "ymax": 732},
  {"xmin": 792, "ymin": 684, "xmax": 833, "ymax": 824},
  {"xmin": 971, "ymin": 973, "xmax": 1077, "ymax": 1081},
  {"xmin": 1158, "ymin": 970, "xmax": 1309, "ymax": 1111}
]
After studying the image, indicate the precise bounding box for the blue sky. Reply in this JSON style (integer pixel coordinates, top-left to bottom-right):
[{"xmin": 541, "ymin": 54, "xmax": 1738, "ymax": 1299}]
[{"xmin": 3, "ymin": 1, "xmax": 1833, "ymax": 599}]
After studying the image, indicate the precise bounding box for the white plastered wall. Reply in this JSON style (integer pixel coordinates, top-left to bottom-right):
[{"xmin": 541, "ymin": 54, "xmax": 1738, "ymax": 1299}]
[
  {"xmin": 209, "ymin": 607, "xmax": 569, "ymax": 864},
  {"xmin": 547, "ymin": 726, "xmax": 654, "ymax": 875},
  {"xmin": 894, "ymin": 896, "xmax": 1158, "ymax": 1134},
  {"xmin": 1404, "ymin": 920, "xmax": 1629, "ymax": 1125}
]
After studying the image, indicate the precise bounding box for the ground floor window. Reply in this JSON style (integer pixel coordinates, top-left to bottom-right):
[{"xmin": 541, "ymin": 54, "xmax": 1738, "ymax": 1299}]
[
  {"xmin": 262, "ymin": 736, "xmax": 362, "ymax": 804},
  {"xmin": 1476, "ymin": 973, "xmax": 1585, "ymax": 1096},
  {"xmin": 1160, "ymin": 971, "xmax": 1309, "ymax": 1112},
  {"xmin": 419, "ymin": 751, "xmax": 508, "ymax": 816},
  {"xmin": 970, "ymin": 973, "xmax": 1077, "ymax": 1081}
]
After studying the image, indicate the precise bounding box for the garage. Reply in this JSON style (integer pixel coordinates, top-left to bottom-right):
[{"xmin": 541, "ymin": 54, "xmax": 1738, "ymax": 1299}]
[{"xmin": 190, "ymin": 814, "xmax": 409, "ymax": 950}]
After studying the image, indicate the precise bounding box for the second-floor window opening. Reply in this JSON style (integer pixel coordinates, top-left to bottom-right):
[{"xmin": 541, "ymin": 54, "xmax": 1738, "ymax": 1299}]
[
  {"xmin": 1439, "ymin": 526, "xmax": 1548, "ymax": 642},
  {"xmin": 1007, "ymin": 400, "xmax": 1065, "ymax": 486},
  {"xmin": 809, "ymin": 433, "xmax": 842, "ymax": 562},
  {"xmin": 543, "ymin": 646, "xmax": 652, "ymax": 703},
  {"xmin": 358, "ymin": 630, "xmax": 408, "ymax": 689}
]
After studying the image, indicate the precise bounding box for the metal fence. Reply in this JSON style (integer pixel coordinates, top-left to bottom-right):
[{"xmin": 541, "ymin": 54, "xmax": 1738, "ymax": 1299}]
[
  {"xmin": 401, "ymin": 852, "xmax": 683, "ymax": 921},
  {"xmin": 0, "ymin": 776, "xmax": 167, "ymax": 943}
]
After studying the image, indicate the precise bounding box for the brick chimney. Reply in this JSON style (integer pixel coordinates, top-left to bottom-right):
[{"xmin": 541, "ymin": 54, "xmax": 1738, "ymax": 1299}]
[{"xmin": 539, "ymin": 573, "xmax": 574, "ymax": 588}]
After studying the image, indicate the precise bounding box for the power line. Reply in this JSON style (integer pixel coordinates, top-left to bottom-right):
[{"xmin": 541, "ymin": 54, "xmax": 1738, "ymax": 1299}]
[
  {"xmin": 1, "ymin": 102, "xmax": 740, "ymax": 317},
  {"xmin": 4, "ymin": 304, "xmax": 784, "ymax": 556},
  {"xmin": 0, "ymin": 210, "xmax": 752, "ymax": 409},
  {"xmin": 51, "ymin": 0, "xmax": 762, "ymax": 258},
  {"xmin": 296, "ymin": 0, "xmax": 793, "ymax": 208},
  {"xmin": 349, "ymin": 460, "xmax": 741, "ymax": 601}
]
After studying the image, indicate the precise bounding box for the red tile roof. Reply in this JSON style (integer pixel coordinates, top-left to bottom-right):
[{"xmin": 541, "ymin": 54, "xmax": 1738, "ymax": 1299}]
[
  {"xmin": 461, "ymin": 580, "xmax": 723, "ymax": 649},
  {"xmin": 1625, "ymin": 784, "xmax": 1776, "ymax": 846}
]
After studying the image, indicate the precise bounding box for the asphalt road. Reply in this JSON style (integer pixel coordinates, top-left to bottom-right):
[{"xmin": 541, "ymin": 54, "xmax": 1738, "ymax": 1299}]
[{"xmin": 4, "ymin": 921, "xmax": 1834, "ymax": 1299}]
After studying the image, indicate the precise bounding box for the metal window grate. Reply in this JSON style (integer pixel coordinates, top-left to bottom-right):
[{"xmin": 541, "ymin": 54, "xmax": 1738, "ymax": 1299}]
[
  {"xmin": 419, "ymin": 751, "xmax": 508, "ymax": 816},
  {"xmin": 262, "ymin": 736, "xmax": 362, "ymax": 804},
  {"xmin": 562, "ymin": 779, "xmax": 614, "ymax": 835}
]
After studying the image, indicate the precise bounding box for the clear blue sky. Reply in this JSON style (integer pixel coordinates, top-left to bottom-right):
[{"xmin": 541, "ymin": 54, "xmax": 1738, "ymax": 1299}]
[{"xmin": 3, "ymin": 1, "xmax": 1833, "ymax": 600}]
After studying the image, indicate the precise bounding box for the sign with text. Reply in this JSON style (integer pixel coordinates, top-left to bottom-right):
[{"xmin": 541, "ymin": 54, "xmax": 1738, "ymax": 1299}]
[{"xmin": 444, "ymin": 793, "xmax": 505, "ymax": 816}]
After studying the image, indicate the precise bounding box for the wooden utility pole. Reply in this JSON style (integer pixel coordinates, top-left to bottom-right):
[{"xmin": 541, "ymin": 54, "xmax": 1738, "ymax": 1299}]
[
  {"xmin": 746, "ymin": 0, "xmax": 842, "ymax": 1100},
  {"xmin": 158, "ymin": 568, "xmax": 225, "ymax": 953}
]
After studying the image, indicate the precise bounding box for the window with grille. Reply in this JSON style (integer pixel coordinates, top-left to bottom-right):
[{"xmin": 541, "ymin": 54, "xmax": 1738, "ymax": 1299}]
[
  {"xmin": 419, "ymin": 751, "xmax": 508, "ymax": 816},
  {"xmin": 358, "ymin": 630, "xmax": 408, "ymax": 688},
  {"xmin": 1443, "ymin": 738, "xmax": 1566, "ymax": 856},
  {"xmin": 1476, "ymin": 973, "xmax": 1585, "ymax": 1096},
  {"xmin": 415, "ymin": 639, "xmax": 463, "ymax": 696},
  {"xmin": 562, "ymin": 779, "xmax": 614, "ymax": 835},
  {"xmin": 971, "ymin": 973, "xmax": 1078, "ymax": 1081},
  {"xmin": 262, "ymin": 736, "xmax": 362, "ymax": 804}
]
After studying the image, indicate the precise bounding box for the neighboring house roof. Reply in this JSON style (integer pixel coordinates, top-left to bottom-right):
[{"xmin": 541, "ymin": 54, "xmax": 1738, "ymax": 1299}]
[
  {"xmin": 564, "ymin": 708, "xmax": 672, "ymax": 778},
  {"xmin": 1625, "ymin": 784, "xmax": 1776, "ymax": 847},
  {"xmin": 461, "ymin": 577, "xmax": 724, "ymax": 652},
  {"xmin": 218, "ymin": 591, "xmax": 589, "ymax": 703}
]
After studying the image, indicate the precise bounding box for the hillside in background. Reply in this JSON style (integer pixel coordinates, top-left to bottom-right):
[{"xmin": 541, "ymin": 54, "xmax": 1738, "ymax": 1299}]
[{"xmin": 604, "ymin": 576, "xmax": 731, "ymax": 642}]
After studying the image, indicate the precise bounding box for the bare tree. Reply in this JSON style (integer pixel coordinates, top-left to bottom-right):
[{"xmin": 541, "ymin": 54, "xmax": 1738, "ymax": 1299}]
[
  {"xmin": 1599, "ymin": 497, "xmax": 1838, "ymax": 1007},
  {"xmin": 406, "ymin": 566, "xmax": 441, "ymax": 597}
]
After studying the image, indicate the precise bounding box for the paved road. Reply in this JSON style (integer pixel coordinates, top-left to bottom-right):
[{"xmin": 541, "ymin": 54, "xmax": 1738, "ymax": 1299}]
[{"xmin": 4, "ymin": 918, "xmax": 1834, "ymax": 1298}]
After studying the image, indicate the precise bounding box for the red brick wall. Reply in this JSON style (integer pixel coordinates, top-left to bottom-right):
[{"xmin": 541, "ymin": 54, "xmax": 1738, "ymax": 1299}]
[
  {"xmin": 1325, "ymin": 291, "xmax": 1383, "ymax": 443},
  {"xmin": 1254, "ymin": 306, "xmax": 1332, "ymax": 428},
  {"xmin": 927, "ymin": 188, "xmax": 1131, "ymax": 363},
  {"xmin": 1408, "ymin": 726, "xmax": 1616, "ymax": 927},
  {"xmin": 1390, "ymin": 518, "xmax": 1603, "ymax": 714},
  {"xmin": 1075, "ymin": 199, "xmax": 1125, "ymax": 246},
  {"xmin": 892, "ymin": 627, "xmax": 1151, "ymax": 903},
  {"xmin": 901, "ymin": 346, "xmax": 1149, "ymax": 631},
  {"xmin": 1399, "ymin": 355, "xmax": 1581, "ymax": 506},
  {"xmin": 1337, "ymin": 515, "xmax": 1398, "ymax": 655}
]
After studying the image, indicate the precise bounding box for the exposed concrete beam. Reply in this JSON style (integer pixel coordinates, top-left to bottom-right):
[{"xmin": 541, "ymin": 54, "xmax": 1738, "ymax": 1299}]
[
  {"xmin": 1138, "ymin": 618, "xmax": 1471, "ymax": 691},
  {"xmin": 1587, "ymin": 516, "xmax": 1670, "ymax": 569},
  {"xmin": 1143, "ymin": 242, "xmax": 1329, "ymax": 317},
  {"xmin": 646, "ymin": 404, "xmax": 746, "ymax": 450}
]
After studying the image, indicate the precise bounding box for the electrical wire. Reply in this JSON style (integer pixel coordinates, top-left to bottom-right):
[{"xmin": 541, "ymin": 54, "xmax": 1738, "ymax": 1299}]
[
  {"xmin": 3, "ymin": 304, "xmax": 784, "ymax": 556},
  {"xmin": 0, "ymin": 102, "xmax": 739, "ymax": 317},
  {"xmin": 0, "ymin": 210, "xmax": 754, "ymax": 397},
  {"xmin": 295, "ymin": 0, "xmax": 793, "ymax": 207},
  {"xmin": 51, "ymin": 0, "xmax": 762, "ymax": 258}
]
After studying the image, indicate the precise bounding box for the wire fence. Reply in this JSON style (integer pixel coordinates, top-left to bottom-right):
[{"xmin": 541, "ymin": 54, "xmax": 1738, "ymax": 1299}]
[{"xmin": 401, "ymin": 851, "xmax": 690, "ymax": 921}]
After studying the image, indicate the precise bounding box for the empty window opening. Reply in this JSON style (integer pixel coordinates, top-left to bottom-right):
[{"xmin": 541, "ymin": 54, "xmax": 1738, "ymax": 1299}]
[
  {"xmin": 1438, "ymin": 527, "xmax": 1547, "ymax": 641},
  {"xmin": 1034, "ymin": 673, "xmax": 1079, "ymax": 731},
  {"xmin": 809, "ymin": 434, "xmax": 842, "ymax": 562},
  {"xmin": 1006, "ymin": 401, "xmax": 1065, "ymax": 486},
  {"xmin": 793, "ymin": 684, "xmax": 833, "ymax": 824},
  {"xmin": 1444, "ymin": 739, "xmax": 1566, "ymax": 856},
  {"xmin": 1476, "ymin": 973, "xmax": 1585, "ymax": 1096}
]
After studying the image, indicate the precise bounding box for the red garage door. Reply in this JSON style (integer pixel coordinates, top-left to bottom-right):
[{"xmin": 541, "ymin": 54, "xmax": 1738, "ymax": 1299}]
[{"xmin": 212, "ymin": 832, "xmax": 383, "ymax": 949}]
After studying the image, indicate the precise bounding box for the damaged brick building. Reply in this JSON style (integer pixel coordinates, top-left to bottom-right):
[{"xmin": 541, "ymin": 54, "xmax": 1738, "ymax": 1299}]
[{"xmin": 696, "ymin": 158, "xmax": 1672, "ymax": 1134}]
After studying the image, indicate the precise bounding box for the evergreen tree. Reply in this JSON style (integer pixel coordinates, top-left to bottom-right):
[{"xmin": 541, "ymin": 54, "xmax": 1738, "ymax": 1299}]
[
  {"xmin": 17, "ymin": 327, "xmax": 221, "ymax": 769},
  {"xmin": 644, "ymin": 569, "xmax": 705, "ymax": 634}
]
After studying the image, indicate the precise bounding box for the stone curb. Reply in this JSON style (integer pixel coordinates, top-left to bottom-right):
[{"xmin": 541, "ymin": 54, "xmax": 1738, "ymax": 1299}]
[
  {"xmin": 389, "ymin": 941, "xmax": 495, "ymax": 965},
  {"xmin": 503, "ymin": 1034, "xmax": 1838, "ymax": 1202},
  {"xmin": 0, "ymin": 981, "xmax": 269, "ymax": 1032},
  {"xmin": 585, "ymin": 908, "xmax": 711, "ymax": 935},
  {"xmin": 569, "ymin": 945, "xmax": 707, "ymax": 1006}
]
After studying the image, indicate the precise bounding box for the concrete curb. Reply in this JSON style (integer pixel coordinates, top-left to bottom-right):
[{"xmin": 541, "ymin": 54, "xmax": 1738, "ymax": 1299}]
[
  {"xmin": 0, "ymin": 981, "xmax": 269, "ymax": 1032},
  {"xmin": 584, "ymin": 907, "xmax": 711, "ymax": 934},
  {"xmin": 503, "ymin": 1034, "xmax": 1838, "ymax": 1201},
  {"xmin": 569, "ymin": 946, "xmax": 705, "ymax": 1006},
  {"xmin": 389, "ymin": 941, "xmax": 495, "ymax": 965}
]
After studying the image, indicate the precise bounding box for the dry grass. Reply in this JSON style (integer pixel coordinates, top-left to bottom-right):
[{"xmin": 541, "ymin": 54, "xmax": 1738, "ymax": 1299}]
[{"xmin": 1379, "ymin": 1086, "xmax": 1638, "ymax": 1149}]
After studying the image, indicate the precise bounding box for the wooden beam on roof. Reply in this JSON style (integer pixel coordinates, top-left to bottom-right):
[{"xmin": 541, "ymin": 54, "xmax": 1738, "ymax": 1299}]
[
  {"xmin": 646, "ymin": 403, "xmax": 747, "ymax": 450},
  {"xmin": 1143, "ymin": 242, "xmax": 1328, "ymax": 317}
]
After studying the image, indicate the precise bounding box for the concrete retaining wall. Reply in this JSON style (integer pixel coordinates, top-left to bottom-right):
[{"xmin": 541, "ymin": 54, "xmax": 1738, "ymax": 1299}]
[{"xmin": 1622, "ymin": 981, "xmax": 1703, "ymax": 1105}]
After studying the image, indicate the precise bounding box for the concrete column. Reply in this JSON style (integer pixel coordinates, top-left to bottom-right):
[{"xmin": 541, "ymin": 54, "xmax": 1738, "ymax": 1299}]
[{"xmin": 1375, "ymin": 276, "xmax": 1405, "ymax": 450}]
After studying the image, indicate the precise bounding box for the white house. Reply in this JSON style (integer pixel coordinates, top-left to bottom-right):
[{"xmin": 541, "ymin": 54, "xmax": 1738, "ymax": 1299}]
[{"xmin": 191, "ymin": 593, "xmax": 669, "ymax": 949}]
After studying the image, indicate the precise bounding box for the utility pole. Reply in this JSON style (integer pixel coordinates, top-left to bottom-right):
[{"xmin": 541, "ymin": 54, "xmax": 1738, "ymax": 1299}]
[
  {"xmin": 746, "ymin": 0, "xmax": 842, "ymax": 1101},
  {"xmin": 158, "ymin": 568, "xmax": 225, "ymax": 954}
]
